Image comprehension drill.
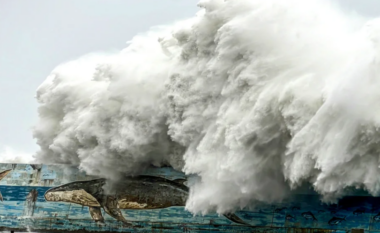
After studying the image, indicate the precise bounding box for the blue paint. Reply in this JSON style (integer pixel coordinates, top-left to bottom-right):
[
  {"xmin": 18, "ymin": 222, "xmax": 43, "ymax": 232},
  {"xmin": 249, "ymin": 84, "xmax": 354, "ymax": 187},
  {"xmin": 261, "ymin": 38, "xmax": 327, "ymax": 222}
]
[
  {"xmin": 0, "ymin": 163, "xmax": 378, "ymax": 232},
  {"xmin": 41, "ymin": 165, "xmax": 56, "ymax": 180},
  {"xmin": 0, "ymin": 186, "xmax": 50, "ymax": 202}
]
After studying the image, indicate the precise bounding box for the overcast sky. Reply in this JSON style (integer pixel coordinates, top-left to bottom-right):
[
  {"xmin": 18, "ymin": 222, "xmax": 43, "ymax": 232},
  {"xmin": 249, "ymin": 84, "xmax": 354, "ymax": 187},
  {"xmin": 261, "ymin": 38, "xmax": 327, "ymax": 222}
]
[
  {"xmin": 0, "ymin": 0, "xmax": 380, "ymax": 160},
  {"xmin": 0, "ymin": 0, "xmax": 198, "ymax": 159}
]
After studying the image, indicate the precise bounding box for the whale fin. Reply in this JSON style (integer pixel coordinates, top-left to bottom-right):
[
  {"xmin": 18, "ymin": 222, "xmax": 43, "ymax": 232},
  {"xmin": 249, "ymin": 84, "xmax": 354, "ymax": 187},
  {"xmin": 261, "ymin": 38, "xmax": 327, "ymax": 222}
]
[
  {"xmin": 102, "ymin": 196, "xmax": 132, "ymax": 226},
  {"xmin": 223, "ymin": 213, "xmax": 251, "ymax": 226},
  {"xmin": 89, "ymin": 207, "xmax": 104, "ymax": 223},
  {"xmin": 0, "ymin": 169, "xmax": 12, "ymax": 181},
  {"xmin": 0, "ymin": 191, "xmax": 3, "ymax": 202},
  {"xmin": 173, "ymin": 178, "xmax": 187, "ymax": 185}
]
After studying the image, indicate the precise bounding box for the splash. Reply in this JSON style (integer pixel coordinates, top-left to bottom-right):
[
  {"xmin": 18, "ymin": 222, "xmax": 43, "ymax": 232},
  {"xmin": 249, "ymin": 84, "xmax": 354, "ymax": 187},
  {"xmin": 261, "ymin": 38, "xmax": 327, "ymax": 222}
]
[{"xmin": 33, "ymin": 0, "xmax": 380, "ymax": 215}]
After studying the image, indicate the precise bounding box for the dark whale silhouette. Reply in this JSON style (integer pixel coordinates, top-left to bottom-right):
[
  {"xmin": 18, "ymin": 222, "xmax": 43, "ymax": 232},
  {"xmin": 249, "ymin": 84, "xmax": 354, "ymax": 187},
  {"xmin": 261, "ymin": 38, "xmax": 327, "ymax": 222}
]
[
  {"xmin": 44, "ymin": 175, "xmax": 250, "ymax": 226},
  {"xmin": 328, "ymin": 216, "xmax": 346, "ymax": 225},
  {"xmin": 301, "ymin": 211, "xmax": 317, "ymax": 221}
]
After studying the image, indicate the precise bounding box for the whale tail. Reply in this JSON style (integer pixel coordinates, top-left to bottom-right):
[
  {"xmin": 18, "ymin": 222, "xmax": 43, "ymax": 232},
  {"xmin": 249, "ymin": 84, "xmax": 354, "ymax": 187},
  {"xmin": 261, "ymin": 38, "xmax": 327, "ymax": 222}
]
[{"xmin": 223, "ymin": 213, "xmax": 251, "ymax": 226}]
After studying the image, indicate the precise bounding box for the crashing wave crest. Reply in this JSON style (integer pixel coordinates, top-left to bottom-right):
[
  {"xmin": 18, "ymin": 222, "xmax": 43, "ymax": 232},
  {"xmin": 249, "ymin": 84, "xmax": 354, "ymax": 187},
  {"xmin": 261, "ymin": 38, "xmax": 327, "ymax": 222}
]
[{"xmin": 34, "ymin": 0, "xmax": 380, "ymax": 214}]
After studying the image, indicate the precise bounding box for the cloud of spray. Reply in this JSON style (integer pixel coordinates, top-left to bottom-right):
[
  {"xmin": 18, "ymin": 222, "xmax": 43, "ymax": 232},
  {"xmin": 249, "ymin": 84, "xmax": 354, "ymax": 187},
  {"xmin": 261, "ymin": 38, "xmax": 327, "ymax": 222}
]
[
  {"xmin": 33, "ymin": 0, "xmax": 380, "ymax": 215},
  {"xmin": 0, "ymin": 146, "xmax": 35, "ymax": 163}
]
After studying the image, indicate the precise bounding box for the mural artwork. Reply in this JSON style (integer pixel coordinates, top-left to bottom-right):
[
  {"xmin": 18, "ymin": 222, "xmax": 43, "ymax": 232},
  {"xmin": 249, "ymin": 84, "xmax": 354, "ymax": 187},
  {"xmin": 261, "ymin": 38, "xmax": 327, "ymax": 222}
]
[
  {"xmin": 44, "ymin": 176, "xmax": 247, "ymax": 226},
  {"xmin": 0, "ymin": 163, "xmax": 378, "ymax": 232}
]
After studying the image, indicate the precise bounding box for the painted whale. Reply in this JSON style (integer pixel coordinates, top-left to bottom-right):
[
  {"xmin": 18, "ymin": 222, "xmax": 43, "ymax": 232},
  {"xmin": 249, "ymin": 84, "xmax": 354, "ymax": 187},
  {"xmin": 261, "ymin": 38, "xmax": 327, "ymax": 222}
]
[
  {"xmin": 44, "ymin": 175, "xmax": 250, "ymax": 226},
  {"xmin": 0, "ymin": 169, "xmax": 12, "ymax": 202}
]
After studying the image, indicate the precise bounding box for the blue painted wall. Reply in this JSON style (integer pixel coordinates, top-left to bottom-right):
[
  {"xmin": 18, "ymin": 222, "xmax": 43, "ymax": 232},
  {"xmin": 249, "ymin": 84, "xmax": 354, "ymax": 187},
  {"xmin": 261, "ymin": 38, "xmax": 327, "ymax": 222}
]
[{"xmin": 0, "ymin": 163, "xmax": 376, "ymax": 232}]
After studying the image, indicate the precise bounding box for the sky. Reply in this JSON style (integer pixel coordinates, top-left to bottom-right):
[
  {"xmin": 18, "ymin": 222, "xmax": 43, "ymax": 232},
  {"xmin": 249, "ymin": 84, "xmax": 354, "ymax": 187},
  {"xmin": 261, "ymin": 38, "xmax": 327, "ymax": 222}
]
[
  {"xmin": 0, "ymin": 0, "xmax": 198, "ymax": 159},
  {"xmin": 0, "ymin": 0, "xmax": 380, "ymax": 161}
]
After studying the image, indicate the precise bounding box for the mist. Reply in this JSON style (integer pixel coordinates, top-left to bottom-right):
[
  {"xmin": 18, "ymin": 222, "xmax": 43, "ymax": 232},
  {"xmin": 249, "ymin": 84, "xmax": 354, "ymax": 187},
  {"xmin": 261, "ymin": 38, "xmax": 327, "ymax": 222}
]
[{"xmin": 33, "ymin": 0, "xmax": 380, "ymax": 215}]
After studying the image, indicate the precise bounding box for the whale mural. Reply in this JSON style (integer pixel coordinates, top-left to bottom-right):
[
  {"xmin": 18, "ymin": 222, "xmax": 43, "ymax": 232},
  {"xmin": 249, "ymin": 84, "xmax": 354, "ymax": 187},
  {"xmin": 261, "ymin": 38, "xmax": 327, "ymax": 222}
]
[
  {"xmin": 44, "ymin": 176, "xmax": 249, "ymax": 226},
  {"xmin": 0, "ymin": 163, "xmax": 377, "ymax": 232}
]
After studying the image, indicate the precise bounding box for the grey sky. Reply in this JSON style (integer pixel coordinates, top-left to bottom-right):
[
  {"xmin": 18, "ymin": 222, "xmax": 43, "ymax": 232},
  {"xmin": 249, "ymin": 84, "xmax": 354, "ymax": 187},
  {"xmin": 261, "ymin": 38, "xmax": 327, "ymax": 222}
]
[
  {"xmin": 336, "ymin": 0, "xmax": 380, "ymax": 17},
  {"xmin": 0, "ymin": 0, "xmax": 379, "ymax": 158},
  {"xmin": 0, "ymin": 0, "xmax": 198, "ymax": 156}
]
